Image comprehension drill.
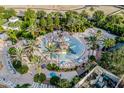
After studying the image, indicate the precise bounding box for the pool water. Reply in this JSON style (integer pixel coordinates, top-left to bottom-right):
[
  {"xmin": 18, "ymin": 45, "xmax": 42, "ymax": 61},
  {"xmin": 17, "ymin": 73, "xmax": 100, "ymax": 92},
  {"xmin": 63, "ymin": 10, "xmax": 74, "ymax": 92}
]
[
  {"xmin": 56, "ymin": 36, "xmax": 85, "ymax": 61},
  {"xmin": 65, "ymin": 36, "xmax": 85, "ymax": 58},
  {"xmin": 40, "ymin": 35, "xmax": 85, "ymax": 62},
  {"xmin": 60, "ymin": 61, "xmax": 65, "ymax": 64},
  {"xmin": 50, "ymin": 72, "xmax": 57, "ymax": 77}
]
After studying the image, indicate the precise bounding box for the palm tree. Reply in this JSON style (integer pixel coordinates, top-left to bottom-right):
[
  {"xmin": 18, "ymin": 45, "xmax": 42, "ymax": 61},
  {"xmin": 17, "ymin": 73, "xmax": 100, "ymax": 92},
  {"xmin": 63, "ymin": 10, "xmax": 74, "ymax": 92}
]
[
  {"xmin": 7, "ymin": 30, "xmax": 18, "ymax": 42},
  {"xmin": 86, "ymin": 35, "xmax": 98, "ymax": 55},
  {"xmin": 11, "ymin": 48, "xmax": 24, "ymax": 62},
  {"xmin": 46, "ymin": 14, "xmax": 53, "ymax": 32},
  {"xmin": 54, "ymin": 15, "xmax": 60, "ymax": 30},
  {"xmin": 29, "ymin": 54, "xmax": 42, "ymax": 74},
  {"xmin": 24, "ymin": 40, "xmax": 38, "ymax": 57},
  {"xmin": 37, "ymin": 10, "xmax": 46, "ymax": 19}
]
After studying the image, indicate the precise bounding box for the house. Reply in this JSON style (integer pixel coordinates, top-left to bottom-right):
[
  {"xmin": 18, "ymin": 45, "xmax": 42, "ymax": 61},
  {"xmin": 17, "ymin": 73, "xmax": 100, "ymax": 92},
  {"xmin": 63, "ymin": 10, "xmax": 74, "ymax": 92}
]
[
  {"xmin": 9, "ymin": 17, "xmax": 19, "ymax": 23},
  {"xmin": 2, "ymin": 17, "xmax": 20, "ymax": 31}
]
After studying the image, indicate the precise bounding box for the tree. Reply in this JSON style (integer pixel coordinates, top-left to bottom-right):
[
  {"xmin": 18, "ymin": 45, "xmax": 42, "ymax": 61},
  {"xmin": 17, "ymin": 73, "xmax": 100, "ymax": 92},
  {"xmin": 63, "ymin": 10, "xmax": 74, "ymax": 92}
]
[
  {"xmin": 3, "ymin": 8, "xmax": 16, "ymax": 19},
  {"xmin": 50, "ymin": 76, "xmax": 60, "ymax": 86},
  {"xmin": 116, "ymin": 36, "xmax": 124, "ymax": 43},
  {"xmin": 37, "ymin": 10, "xmax": 46, "ymax": 18},
  {"xmin": 54, "ymin": 15, "xmax": 60, "ymax": 30},
  {"xmin": 24, "ymin": 9, "xmax": 37, "ymax": 26},
  {"xmin": 99, "ymin": 46, "xmax": 124, "ymax": 76},
  {"xmin": 24, "ymin": 40, "xmax": 37, "ymax": 56},
  {"xmin": 46, "ymin": 15, "xmax": 53, "ymax": 32},
  {"xmin": 14, "ymin": 48, "xmax": 24, "ymax": 62},
  {"xmin": 104, "ymin": 38, "xmax": 116, "ymax": 50},
  {"xmin": 7, "ymin": 30, "xmax": 18, "ymax": 43},
  {"xmin": 34, "ymin": 73, "xmax": 46, "ymax": 83},
  {"xmin": 90, "ymin": 7, "xmax": 95, "ymax": 11},
  {"xmin": 15, "ymin": 83, "xmax": 31, "ymax": 88},
  {"xmin": 0, "ymin": 6, "xmax": 5, "ymax": 13},
  {"xmin": 93, "ymin": 10, "xmax": 105, "ymax": 22},
  {"xmin": 57, "ymin": 79, "xmax": 71, "ymax": 88},
  {"xmin": 27, "ymin": 24, "xmax": 37, "ymax": 39},
  {"xmin": 70, "ymin": 76, "xmax": 80, "ymax": 87},
  {"xmin": 20, "ymin": 21, "xmax": 30, "ymax": 30},
  {"xmin": 12, "ymin": 59, "xmax": 29, "ymax": 74},
  {"xmin": 80, "ymin": 10, "xmax": 89, "ymax": 18},
  {"xmin": 86, "ymin": 35, "xmax": 98, "ymax": 54},
  {"xmin": 89, "ymin": 55, "xmax": 96, "ymax": 62},
  {"xmin": 8, "ymin": 47, "xmax": 17, "ymax": 55},
  {"xmin": 40, "ymin": 17, "xmax": 47, "ymax": 29},
  {"xmin": 46, "ymin": 63, "xmax": 60, "ymax": 71},
  {"xmin": 0, "ymin": 26, "xmax": 4, "ymax": 33},
  {"xmin": 66, "ymin": 16, "xmax": 76, "ymax": 32},
  {"xmin": 12, "ymin": 59, "xmax": 22, "ymax": 69},
  {"xmin": 0, "ymin": 6, "xmax": 5, "ymax": 19},
  {"xmin": 29, "ymin": 55, "xmax": 42, "ymax": 74},
  {"xmin": 18, "ymin": 65, "xmax": 29, "ymax": 74}
]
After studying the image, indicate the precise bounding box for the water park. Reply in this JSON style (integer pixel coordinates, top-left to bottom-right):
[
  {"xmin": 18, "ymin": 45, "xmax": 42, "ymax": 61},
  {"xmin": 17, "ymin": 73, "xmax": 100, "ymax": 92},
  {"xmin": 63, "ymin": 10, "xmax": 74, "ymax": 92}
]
[{"xmin": 0, "ymin": 5, "xmax": 124, "ymax": 88}]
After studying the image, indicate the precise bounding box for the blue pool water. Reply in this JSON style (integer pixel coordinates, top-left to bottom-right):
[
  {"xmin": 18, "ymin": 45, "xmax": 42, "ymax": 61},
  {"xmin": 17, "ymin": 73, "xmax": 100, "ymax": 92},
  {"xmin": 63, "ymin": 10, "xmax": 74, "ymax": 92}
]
[
  {"xmin": 40, "ymin": 36, "xmax": 85, "ymax": 62},
  {"xmin": 50, "ymin": 72, "xmax": 57, "ymax": 77},
  {"xmin": 58, "ymin": 36, "xmax": 85, "ymax": 61},
  {"xmin": 65, "ymin": 36, "xmax": 85, "ymax": 58},
  {"xmin": 60, "ymin": 61, "xmax": 65, "ymax": 64}
]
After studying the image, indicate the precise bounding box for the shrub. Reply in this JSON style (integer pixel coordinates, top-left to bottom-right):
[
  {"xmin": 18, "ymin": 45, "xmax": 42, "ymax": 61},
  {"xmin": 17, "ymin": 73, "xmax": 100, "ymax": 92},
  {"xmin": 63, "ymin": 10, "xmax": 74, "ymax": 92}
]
[
  {"xmin": 12, "ymin": 59, "xmax": 29, "ymax": 74},
  {"xmin": 46, "ymin": 63, "xmax": 60, "ymax": 71},
  {"xmin": 57, "ymin": 79, "xmax": 71, "ymax": 88},
  {"xmin": 15, "ymin": 83, "xmax": 31, "ymax": 88},
  {"xmin": 50, "ymin": 76, "xmax": 60, "ymax": 86},
  {"xmin": 70, "ymin": 76, "xmax": 80, "ymax": 87},
  {"xmin": 90, "ymin": 7, "xmax": 95, "ymax": 11},
  {"xmin": 99, "ymin": 46, "xmax": 124, "ymax": 76},
  {"xmin": 17, "ymin": 65, "xmax": 29, "ymax": 74},
  {"xmin": 34, "ymin": 73, "xmax": 46, "ymax": 83},
  {"xmin": 8, "ymin": 47, "xmax": 17, "ymax": 55},
  {"xmin": 116, "ymin": 37, "xmax": 124, "ymax": 43},
  {"xmin": 89, "ymin": 55, "xmax": 96, "ymax": 62},
  {"xmin": 0, "ymin": 26, "xmax": 4, "ymax": 33},
  {"xmin": 12, "ymin": 59, "xmax": 22, "ymax": 69}
]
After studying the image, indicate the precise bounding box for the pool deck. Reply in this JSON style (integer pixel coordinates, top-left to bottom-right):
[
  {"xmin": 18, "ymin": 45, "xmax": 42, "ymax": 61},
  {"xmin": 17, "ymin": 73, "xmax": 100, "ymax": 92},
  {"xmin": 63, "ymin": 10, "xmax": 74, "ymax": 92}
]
[{"xmin": 42, "ymin": 69, "xmax": 78, "ymax": 81}]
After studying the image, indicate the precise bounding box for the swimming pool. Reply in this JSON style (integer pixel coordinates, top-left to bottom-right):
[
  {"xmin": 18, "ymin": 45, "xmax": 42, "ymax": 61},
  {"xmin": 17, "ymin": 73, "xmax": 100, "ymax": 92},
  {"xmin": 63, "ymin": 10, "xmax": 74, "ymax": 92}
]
[
  {"xmin": 50, "ymin": 72, "xmax": 57, "ymax": 77},
  {"xmin": 53, "ymin": 36, "xmax": 85, "ymax": 61},
  {"xmin": 40, "ymin": 35, "xmax": 85, "ymax": 62},
  {"xmin": 65, "ymin": 36, "xmax": 85, "ymax": 59}
]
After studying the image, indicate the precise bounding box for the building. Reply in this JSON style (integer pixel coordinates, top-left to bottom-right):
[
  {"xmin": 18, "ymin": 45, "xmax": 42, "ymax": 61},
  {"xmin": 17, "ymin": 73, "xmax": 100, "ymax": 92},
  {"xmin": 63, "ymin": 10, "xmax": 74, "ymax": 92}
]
[
  {"xmin": 2, "ymin": 17, "xmax": 20, "ymax": 31},
  {"xmin": 75, "ymin": 66, "xmax": 120, "ymax": 88},
  {"xmin": 9, "ymin": 17, "xmax": 19, "ymax": 23}
]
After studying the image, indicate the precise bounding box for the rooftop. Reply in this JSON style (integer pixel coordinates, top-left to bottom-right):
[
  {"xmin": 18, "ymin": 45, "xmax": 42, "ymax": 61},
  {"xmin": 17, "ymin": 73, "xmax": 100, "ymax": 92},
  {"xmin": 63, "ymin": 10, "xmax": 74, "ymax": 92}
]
[{"xmin": 75, "ymin": 66, "xmax": 120, "ymax": 88}]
